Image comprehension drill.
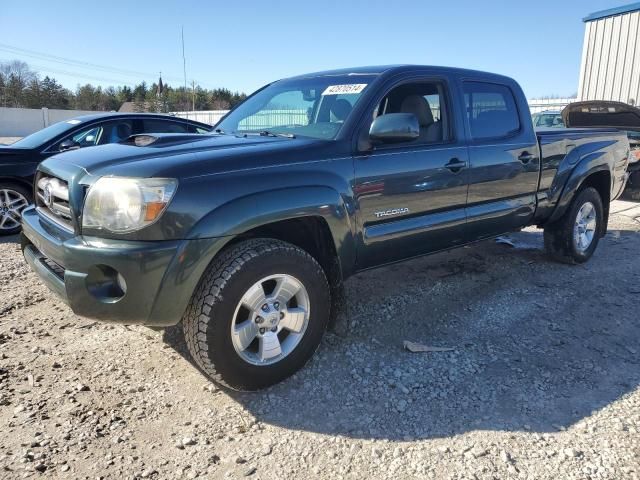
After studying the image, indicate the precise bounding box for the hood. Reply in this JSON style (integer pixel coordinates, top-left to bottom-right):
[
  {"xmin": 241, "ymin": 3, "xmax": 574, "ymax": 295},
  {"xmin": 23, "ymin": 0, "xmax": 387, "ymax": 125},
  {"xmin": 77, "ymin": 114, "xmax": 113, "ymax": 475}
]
[
  {"xmin": 39, "ymin": 133, "xmax": 328, "ymax": 180},
  {"xmin": 562, "ymin": 101, "xmax": 640, "ymax": 133}
]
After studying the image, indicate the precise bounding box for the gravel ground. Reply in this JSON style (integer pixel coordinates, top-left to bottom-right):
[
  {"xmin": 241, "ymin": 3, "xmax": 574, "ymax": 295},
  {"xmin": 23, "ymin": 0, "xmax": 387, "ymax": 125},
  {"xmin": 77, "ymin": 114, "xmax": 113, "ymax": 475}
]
[{"xmin": 1, "ymin": 201, "xmax": 639, "ymax": 479}]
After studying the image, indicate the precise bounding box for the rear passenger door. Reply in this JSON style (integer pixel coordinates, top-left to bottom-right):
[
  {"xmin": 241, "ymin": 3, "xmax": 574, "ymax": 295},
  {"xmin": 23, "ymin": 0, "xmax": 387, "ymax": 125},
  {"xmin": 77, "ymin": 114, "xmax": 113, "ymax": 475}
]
[{"xmin": 462, "ymin": 81, "xmax": 540, "ymax": 240}]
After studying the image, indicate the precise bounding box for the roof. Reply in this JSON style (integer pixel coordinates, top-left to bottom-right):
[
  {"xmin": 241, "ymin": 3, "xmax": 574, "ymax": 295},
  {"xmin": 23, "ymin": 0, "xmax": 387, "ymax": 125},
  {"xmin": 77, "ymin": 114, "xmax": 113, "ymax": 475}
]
[
  {"xmin": 583, "ymin": 2, "xmax": 640, "ymax": 22},
  {"xmin": 63, "ymin": 112, "xmax": 211, "ymax": 128},
  {"xmin": 283, "ymin": 65, "xmax": 514, "ymax": 83}
]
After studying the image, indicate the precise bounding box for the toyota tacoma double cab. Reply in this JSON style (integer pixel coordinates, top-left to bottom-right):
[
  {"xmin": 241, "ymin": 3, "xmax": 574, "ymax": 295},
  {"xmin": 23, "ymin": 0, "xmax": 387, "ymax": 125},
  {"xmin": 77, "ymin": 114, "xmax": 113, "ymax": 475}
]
[{"xmin": 20, "ymin": 66, "xmax": 631, "ymax": 390}]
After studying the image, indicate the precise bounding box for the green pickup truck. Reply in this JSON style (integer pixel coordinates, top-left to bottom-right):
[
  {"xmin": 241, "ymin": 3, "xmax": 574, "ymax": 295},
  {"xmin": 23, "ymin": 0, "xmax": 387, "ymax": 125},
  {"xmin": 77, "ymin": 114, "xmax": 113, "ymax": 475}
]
[{"xmin": 21, "ymin": 66, "xmax": 631, "ymax": 390}]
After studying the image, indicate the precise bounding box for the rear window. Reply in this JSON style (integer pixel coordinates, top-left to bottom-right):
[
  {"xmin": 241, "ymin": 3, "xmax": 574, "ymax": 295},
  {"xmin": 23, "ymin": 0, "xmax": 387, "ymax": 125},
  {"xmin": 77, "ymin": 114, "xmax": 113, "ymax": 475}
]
[
  {"xmin": 143, "ymin": 119, "xmax": 191, "ymax": 134},
  {"xmin": 464, "ymin": 82, "xmax": 520, "ymax": 140}
]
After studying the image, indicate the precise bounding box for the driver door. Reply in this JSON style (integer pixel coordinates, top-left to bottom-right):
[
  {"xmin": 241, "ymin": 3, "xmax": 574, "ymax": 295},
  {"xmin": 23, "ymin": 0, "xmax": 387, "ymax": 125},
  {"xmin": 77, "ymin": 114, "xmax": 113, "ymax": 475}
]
[{"xmin": 354, "ymin": 78, "xmax": 470, "ymax": 269}]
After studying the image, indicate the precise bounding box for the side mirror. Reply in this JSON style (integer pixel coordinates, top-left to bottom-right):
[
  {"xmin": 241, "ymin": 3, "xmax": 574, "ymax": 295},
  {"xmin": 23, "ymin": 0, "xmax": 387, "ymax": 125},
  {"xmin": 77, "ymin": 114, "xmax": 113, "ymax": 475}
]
[
  {"xmin": 369, "ymin": 113, "xmax": 420, "ymax": 144},
  {"xmin": 59, "ymin": 139, "xmax": 79, "ymax": 152}
]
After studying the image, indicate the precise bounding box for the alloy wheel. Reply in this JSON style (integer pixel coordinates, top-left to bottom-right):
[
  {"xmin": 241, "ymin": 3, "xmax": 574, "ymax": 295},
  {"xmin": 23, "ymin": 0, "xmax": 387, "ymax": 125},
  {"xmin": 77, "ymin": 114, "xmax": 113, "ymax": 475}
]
[
  {"xmin": 573, "ymin": 201, "xmax": 597, "ymax": 253},
  {"xmin": 230, "ymin": 274, "xmax": 310, "ymax": 366},
  {"xmin": 0, "ymin": 189, "xmax": 29, "ymax": 232}
]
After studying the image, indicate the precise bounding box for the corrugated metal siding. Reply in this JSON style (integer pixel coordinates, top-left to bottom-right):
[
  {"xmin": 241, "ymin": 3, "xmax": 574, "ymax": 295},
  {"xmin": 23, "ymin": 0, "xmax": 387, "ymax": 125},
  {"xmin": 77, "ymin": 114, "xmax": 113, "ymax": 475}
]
[{"xmin": 578, "ymin": 10, "xmax": 640, "ymax": 104}]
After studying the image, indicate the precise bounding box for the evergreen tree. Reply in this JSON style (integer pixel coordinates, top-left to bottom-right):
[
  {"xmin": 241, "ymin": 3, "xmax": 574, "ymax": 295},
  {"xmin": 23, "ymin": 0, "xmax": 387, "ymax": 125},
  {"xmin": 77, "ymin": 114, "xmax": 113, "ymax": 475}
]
[{"xmin": 0, "ymin": 60, "xmax": 247, "ymax": 112}]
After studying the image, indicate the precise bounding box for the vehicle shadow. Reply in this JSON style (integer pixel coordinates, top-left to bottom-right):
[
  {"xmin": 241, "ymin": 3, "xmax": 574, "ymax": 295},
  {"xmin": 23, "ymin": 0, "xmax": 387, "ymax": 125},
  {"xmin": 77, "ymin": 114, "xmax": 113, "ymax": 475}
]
[
  {"xmin": 163, "ymin": 227, "xmax": 640, "ymax": 440},
  {"xmin": 0, "ymin": 234, "xmax": 20, "ymax": 245}
]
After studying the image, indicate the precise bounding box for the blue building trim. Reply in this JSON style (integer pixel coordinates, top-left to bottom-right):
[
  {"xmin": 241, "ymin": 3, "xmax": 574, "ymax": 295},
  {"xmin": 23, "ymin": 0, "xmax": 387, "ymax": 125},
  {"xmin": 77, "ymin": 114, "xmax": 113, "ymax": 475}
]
[{"xmin": 583, "ymin": 2, "xmax": 640, "ymax": 22}]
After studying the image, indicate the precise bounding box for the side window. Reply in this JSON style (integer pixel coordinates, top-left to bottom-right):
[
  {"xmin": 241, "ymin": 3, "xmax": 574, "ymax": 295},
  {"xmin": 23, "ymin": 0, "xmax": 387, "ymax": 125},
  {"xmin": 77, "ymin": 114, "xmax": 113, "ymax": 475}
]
[
  {"xmin": 71, "ymin": 126, "xmax": 103, "ymax": 147},
  {"xmin": 187, "ymin": 125, "xmax": 211, "ymax": 134},
  {"xmin": 372, "ymin": 82, "xmax": 448, "ymax": 145},
  {"xmin": 463, "ymin": 82, "xmax": 520, "ymax": 140},
  {"xmin": 56, "ymin": 125, "xmax": 103, "ymax": 150},
  {"xmin": 143, "ymin": 119, "xmax": 190, "ymax": 134},
  {"xmin": 98, "ymin": 120, "xmax": 134, "ymax": 144}
]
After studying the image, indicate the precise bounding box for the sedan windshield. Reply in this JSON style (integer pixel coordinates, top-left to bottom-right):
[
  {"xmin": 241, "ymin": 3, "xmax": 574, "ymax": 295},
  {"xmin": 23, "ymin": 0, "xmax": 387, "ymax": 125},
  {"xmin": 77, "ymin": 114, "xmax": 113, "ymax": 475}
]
[
  {"xmin": 533, "ymin": 113, "xmax": 564, "ymax": 128},
  {"xmin": 215, "ymin": 75, "xmax": 377, "ymax": 140},
  {"xmin": 10, "ymin": 119, "xmax": 82, "ymax": 149}
]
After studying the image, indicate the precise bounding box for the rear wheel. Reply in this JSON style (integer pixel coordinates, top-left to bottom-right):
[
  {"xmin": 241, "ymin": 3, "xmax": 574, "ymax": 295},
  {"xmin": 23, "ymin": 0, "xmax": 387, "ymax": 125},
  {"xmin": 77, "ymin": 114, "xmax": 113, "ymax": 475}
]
[
  {"xmin": 0, "ymin": 183, "xmax": 32, "ymax": 236},
  {"xmin": 544, "ymin": 187, "xmax": 604, "ymax": 264},
  {"xmin": 182, "ymin": 239, "xmax": 331, "ymax": 391}
]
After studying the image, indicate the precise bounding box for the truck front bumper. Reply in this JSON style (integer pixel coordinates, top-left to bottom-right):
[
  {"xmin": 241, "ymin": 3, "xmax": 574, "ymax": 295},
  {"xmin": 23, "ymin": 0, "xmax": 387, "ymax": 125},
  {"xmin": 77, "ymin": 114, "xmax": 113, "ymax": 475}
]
[{"xmin": 20, "ymin": 207, "xmax": 222, "ymax": 326}]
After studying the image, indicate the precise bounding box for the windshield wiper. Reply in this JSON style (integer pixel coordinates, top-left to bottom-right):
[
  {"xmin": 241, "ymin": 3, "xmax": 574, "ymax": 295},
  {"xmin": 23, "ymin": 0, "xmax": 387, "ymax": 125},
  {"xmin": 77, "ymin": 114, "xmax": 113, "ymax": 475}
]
[{"xmin": 239, "ymin": 130, "xmax": 296, "ymax": 139}]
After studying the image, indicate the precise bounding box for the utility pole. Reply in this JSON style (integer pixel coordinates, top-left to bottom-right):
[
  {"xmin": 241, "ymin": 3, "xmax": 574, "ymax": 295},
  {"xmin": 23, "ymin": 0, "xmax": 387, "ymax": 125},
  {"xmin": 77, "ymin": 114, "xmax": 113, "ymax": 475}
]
[
  {"xmin": 181, "ymin": 26, "xmax": 187, "ymax": 111},
  {"xmin": 191, "ymin": 80, "xmax": 196, "ymax": 111}
]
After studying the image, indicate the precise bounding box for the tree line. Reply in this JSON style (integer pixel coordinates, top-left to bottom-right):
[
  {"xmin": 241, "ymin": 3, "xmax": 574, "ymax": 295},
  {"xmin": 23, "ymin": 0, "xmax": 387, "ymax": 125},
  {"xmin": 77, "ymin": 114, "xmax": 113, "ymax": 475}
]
[{"xmin": 0, "ymin": 60, "xmax": 247, "ymax": 112}]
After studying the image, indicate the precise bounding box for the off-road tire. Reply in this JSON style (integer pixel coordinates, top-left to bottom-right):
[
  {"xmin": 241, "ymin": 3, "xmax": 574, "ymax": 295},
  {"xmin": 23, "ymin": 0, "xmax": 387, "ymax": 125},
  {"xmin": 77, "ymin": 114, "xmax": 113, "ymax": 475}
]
[
  {"xmin": 182, "ymin": 239, "xmax": 331, "ymax": 391},
  {"xmin": 544, "ymin": 187, "xmax": 604, "ymax": 264}
]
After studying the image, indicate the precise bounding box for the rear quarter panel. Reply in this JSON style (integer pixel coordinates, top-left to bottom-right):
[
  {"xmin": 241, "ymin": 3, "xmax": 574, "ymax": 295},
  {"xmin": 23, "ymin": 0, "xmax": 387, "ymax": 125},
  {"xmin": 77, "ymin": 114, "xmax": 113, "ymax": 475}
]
[{"xmin": 534, "ymin": 129, "xmax": 630, "ymax": 224}]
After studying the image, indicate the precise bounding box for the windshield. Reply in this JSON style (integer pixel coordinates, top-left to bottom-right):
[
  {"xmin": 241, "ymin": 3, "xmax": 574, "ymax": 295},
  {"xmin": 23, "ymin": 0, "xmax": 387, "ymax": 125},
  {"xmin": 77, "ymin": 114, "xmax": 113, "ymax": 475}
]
[
  {"xmin": 11, "ymin": 119, "xmax": 82, "ymax": 148},
  {"xmin": 215, "ymin": 75, "xmax": 377, "ymax": 140},
  {"xmin": 533, "ymin": 113, "xmax": 564, "ymax": 128}
]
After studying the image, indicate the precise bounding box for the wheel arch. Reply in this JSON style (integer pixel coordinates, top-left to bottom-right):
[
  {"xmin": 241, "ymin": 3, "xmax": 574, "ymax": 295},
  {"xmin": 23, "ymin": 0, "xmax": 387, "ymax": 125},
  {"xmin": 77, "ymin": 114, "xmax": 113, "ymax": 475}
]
[
  {"xmin": 548, "ymin": 156, "xmax": 611, "ymax": 227},
  {"xmin": 0, "ymin": 176, "xmax": 34, "ymax": 195}
]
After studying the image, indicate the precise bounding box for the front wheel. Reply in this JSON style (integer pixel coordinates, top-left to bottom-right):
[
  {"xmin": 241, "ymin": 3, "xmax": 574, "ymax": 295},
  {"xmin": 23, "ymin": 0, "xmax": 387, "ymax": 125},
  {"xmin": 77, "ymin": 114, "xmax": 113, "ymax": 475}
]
[
  {"xmin": 182, "ymin": 239, "xmax": 331, "ymax": 391},
  {"xmin": 0, "ymin": 183, "xmax": 32, "ymax": 236},
  {"xmin": 544, "ymin": 187, "xmax": 604, "ymax": 264}
]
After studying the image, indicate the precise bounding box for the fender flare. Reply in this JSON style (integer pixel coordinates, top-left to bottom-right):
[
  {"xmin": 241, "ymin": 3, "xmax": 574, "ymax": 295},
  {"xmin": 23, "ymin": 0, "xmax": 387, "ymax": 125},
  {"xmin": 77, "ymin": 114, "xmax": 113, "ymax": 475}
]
[
  {"xmin": 190, "ymin": 185, "xmax": 356, "ymax": 269},
  {"xmin": 547, "ymin": 153, "xmax": 611, "ymax": 224},
  {"xmin": 149, "ymin": 186, "xmax": 357, "ymax": 326}
]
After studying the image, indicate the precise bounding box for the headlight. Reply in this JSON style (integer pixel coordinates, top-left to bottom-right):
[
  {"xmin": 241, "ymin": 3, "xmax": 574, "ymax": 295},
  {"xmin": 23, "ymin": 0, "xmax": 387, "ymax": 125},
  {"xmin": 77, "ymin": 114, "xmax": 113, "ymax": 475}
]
[{"xmin": 82, "ymin": 177, "xmax": 177, "ymax": 233}]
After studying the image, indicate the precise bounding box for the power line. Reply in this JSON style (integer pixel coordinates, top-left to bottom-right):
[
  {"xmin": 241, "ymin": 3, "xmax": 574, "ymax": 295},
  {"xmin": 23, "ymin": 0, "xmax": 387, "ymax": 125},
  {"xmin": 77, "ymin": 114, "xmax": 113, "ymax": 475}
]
[
  {"xmin": 0, "ymin": 59, "xmax": 138, "ymax": 87},
  {"xmin": 0, "ymin": 42, "xmax": 184, "ymax": 83},
  {"xmin": 0, "ymin": 42, "xmax": 230, "ymax": 91}
]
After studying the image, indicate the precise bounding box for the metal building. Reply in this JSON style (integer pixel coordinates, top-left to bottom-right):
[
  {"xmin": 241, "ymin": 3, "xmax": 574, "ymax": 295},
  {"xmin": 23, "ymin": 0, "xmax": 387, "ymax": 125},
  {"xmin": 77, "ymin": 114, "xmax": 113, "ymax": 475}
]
[{"xmin": 577, "ymin": 2, "xmax": 640, "ymax": 104}]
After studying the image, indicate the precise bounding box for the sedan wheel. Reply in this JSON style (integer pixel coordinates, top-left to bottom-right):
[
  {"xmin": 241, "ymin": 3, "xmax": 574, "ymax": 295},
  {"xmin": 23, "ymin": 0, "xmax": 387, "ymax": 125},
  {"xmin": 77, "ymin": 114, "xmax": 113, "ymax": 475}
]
[{"xmin": 0, "ymin": 188, "xmax": 30, "ymax": 234}]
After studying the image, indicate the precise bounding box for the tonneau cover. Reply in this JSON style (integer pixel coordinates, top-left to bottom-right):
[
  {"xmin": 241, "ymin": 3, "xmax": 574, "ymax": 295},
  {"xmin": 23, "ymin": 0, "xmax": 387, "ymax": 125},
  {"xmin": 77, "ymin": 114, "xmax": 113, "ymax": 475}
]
[{"xmin": 562, "ymin": 101, "xmax": 640, "ymax": 133}]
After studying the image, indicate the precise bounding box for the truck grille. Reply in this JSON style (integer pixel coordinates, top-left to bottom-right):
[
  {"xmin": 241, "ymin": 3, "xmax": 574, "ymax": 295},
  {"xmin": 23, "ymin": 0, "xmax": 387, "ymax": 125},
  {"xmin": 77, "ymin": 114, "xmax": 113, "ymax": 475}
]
[{"xmin": 36, "ymin": 175, "xmax": 74, "ymax": 231}]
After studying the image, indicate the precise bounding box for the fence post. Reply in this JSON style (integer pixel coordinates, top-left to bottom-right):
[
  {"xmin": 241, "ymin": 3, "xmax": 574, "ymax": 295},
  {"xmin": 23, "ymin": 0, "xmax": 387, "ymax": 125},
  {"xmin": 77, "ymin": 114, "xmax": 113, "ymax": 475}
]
[{"xmin": 42, "ymin": 107, "xmax": 50, "ymax": 128}]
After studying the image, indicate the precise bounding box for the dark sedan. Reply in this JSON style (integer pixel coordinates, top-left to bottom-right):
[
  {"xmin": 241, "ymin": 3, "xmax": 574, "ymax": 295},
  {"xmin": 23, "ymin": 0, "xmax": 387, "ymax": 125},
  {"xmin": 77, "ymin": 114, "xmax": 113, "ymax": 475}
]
[{"xmin": 0, "ymin": 113, "xmax": 212, "ymax": 235}]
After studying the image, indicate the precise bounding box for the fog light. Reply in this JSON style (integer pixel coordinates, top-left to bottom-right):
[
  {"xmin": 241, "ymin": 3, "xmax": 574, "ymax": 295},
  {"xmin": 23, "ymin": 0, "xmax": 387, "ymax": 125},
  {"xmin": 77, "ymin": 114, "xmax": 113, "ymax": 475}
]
[{"xmin": 86, "ymin": 265, "xmax": 127, "ymax": 302}]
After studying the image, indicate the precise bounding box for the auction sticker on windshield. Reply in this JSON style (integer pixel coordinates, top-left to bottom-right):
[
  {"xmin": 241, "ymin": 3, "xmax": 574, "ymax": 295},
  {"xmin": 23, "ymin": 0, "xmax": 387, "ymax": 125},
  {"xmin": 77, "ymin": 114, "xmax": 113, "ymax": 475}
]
[{"xmin": 322, "ymin": 84, "xmax": 367, "ymax": 95}]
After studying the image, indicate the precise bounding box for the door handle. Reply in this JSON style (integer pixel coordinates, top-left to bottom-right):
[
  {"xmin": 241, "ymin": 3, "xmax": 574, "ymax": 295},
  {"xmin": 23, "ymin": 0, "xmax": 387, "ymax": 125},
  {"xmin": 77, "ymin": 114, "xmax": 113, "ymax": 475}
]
[
  {"xmin": 445, "ymin": 158, "xmax": 467, "ymax": 173},
  {"xmin": 518, "ymin": 152, "xmax": 535, "ymax": 164}
]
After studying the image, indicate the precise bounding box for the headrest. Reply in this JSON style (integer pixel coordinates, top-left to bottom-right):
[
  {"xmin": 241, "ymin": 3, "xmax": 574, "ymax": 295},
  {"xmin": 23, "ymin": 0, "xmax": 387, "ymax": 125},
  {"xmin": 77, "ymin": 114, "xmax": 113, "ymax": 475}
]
[
  {"xmin": 400, "ymin": 95, "xmax": 434, "ymax": 127},
  {"xmin": 116, "ymin": 123, "xmax": 132, "ymax": 139},
  {"xmin": 331, "ymin": 99, "xmax": 352, "ymax": 122}
]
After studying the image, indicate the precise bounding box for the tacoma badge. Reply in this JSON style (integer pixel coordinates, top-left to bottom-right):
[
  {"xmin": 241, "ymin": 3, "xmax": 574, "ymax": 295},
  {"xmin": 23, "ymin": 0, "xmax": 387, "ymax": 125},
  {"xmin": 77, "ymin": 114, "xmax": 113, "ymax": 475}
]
[{"xmin": 374, "ymin": 207, "xmax": 409, "ymax": 219}]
